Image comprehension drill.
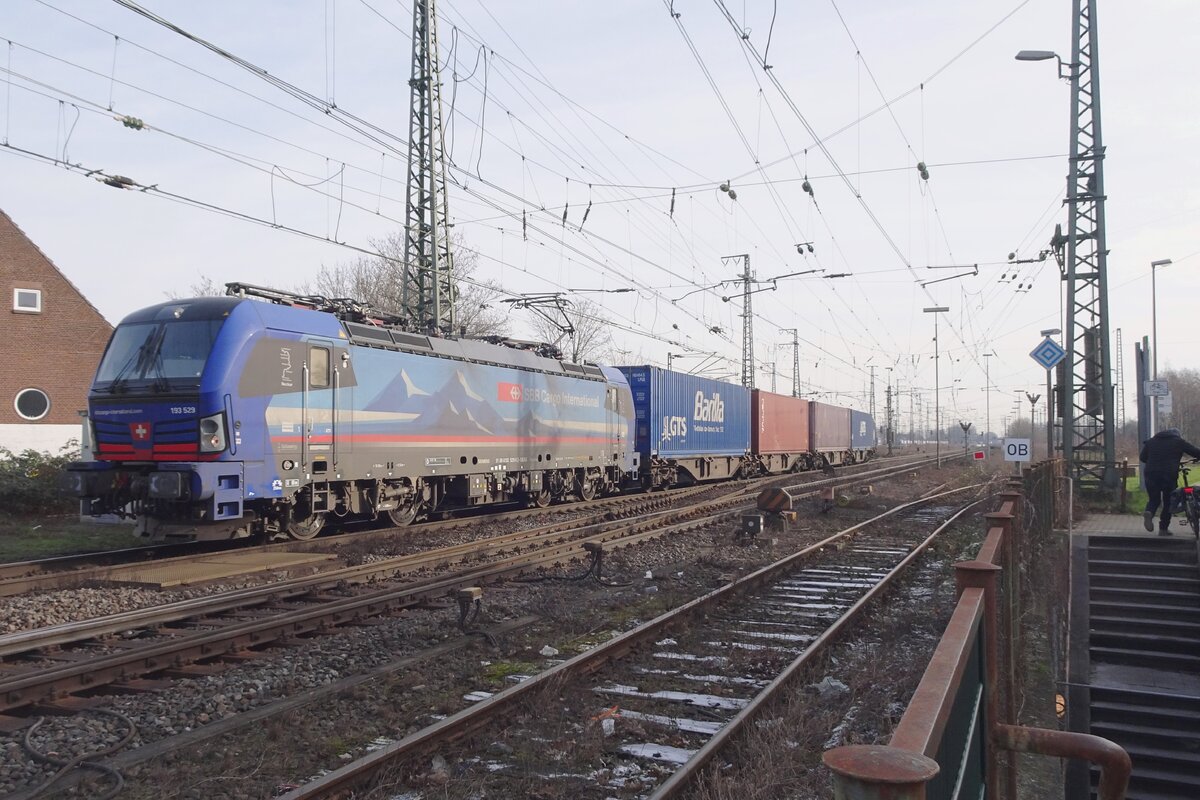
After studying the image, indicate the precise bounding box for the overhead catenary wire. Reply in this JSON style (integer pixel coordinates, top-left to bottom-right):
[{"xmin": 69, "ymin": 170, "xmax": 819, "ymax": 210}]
[{"xmin": 10, "ymin": 0, "xmax": 1058, "ymax": 397}]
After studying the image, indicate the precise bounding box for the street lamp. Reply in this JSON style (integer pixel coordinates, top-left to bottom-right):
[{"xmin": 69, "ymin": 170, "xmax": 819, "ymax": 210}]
[
  {"xmin": 1150, "ymin": 259, "xmax": 1172, "ymax": 381},
  {"xmin": 982, "ymin": 351, "xmax": 996, "ymax": 452},
  {"xmin": 1040, "ymin": 328, "xmax": 1062, "ymax": 461},
  {"xmin": 1150, "ymin": 259, "xmax": 1172, "ymax": 431},
  {"xmin": 923, "ymin": 306, "xmax": 949, "ymax": 467},
  {"xmin": 1014, "ymin": 49, "xmax": 1075, "ymax": 80}
]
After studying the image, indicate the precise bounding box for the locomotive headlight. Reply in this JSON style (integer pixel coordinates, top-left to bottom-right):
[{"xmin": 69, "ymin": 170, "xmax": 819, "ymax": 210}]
[{"xmin": 199, "ymin": 412, "xmax": 227, "ymax": 453}]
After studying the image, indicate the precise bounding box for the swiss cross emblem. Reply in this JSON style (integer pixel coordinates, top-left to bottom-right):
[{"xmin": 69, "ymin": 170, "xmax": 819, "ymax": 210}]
[
  {"xmin": 497, "ymin": 382, "xmax": 523, "ymax": 402},
  {"xmin": 129, "ymin": 422, "xmax": 151, "ymax": 443}
]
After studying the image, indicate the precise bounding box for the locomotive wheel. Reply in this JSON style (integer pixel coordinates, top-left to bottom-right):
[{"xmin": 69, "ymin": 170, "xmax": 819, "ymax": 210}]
[
  {"xmin": 578, "ymin": 480, "xmax": 596, "ymax": 501},
  {"xmin": 287, "ymin": 511, "xmax": 326, "ymax": 540},
  {"xmin": 387, "ymin": 502, "xmax": 419, "ymax": 527},
  {"xmin": 530, "ymin": 489, "xmax": 552, "ymax": 508}
]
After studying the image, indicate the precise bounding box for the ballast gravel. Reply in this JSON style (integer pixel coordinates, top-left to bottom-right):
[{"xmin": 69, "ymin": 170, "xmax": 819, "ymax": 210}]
[{"xmin": 0, "ymin": 465, "xmax": 982, "ymax": 798}]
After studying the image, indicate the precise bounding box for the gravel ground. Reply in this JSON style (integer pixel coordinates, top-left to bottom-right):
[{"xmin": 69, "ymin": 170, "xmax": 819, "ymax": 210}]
[
  {"xmin": 0, "ymin": 492, "xmax": 695, "ymax": 636},
  {"xmin": 0, "ymin": 462, "xmax": 991, "ymax": 799}
]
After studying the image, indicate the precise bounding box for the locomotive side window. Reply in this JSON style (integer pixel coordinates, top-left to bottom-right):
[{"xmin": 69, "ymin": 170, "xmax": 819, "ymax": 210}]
[{"xmin": 309, "ymin": 347, "xmax": 330, "ymax": 388}]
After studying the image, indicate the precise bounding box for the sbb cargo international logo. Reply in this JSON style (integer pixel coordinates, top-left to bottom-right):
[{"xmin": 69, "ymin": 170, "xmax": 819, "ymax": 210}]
[{"xmin": 497, "ymin": 382, "xmax": 523, "ymax": 402}]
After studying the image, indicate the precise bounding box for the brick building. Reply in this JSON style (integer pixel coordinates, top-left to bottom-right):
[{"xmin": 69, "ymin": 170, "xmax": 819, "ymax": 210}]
[{"xmin": 0, "ymin": 209, "xmax": 112, "ymax": 454}]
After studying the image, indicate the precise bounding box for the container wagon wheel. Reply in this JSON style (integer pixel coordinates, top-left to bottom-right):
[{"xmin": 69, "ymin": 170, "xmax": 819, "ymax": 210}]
[
  {"xmin": 387, "ymin": 501, "xmax": 420, "ymax": 527},
  {"xmin": 287, "ymin": 511, "xmax": 326, "ymax": 540}
]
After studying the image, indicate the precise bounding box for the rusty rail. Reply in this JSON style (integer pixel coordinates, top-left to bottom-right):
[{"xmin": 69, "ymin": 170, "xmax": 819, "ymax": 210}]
[
  {"xmin": 824, "ymin": 463, "xmax": 1131, "ymax": 799},
  {"xmin": 282, "ymin": 481, "xmax": 979, "ymax": 800}
]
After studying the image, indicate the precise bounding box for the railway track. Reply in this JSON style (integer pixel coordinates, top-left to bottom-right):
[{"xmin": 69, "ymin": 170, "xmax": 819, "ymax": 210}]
[
  {"xmin": 0, "ymin": 453, "xmax": 926, "ymax": 597},
  {"xmin": 278, "ymin": 481, "xmax": 991, "ymax": 800},
  {"xmin": 0, "ymin": 456, "xmax": 944, "ymax": 721}
]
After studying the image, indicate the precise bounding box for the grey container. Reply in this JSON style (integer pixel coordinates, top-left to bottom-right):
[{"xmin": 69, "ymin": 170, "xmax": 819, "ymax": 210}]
[
  {"xmin": 616, "ymin": 366, "xmax": 750, "ymax": 458},
  {"xmin": 809, "ymin": 401, "xmax": 851, "ymax": 452}
]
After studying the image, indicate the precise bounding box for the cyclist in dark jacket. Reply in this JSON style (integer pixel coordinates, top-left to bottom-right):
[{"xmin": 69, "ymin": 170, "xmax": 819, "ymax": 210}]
[{"xmin": 1140, "ymin": 427, "xmax": 1200, "ymax": 534}]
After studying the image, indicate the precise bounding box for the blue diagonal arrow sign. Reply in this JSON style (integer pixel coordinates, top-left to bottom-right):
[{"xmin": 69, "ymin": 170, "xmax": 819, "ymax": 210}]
[{"xmin": 1029, "ymin": 337, "xmax": 1066, "ymax": 371}]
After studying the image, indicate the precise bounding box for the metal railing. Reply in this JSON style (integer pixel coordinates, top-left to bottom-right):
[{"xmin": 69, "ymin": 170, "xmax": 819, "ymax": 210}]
[{"xmin": 823, "ymin": 464, "xmax": 1131, "ymax": 799}]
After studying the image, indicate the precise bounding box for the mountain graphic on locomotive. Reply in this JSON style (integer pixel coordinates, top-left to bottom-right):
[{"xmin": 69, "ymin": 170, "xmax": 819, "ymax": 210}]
[{"xmin": 66, "ymin": 284, "xmax": 874, "ymax": 541}]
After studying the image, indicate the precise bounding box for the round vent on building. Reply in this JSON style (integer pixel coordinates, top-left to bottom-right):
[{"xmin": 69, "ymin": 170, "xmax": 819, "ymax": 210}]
[{"xmin": 14, "ymin": 388, "xmax": 50, "ymax": 421}]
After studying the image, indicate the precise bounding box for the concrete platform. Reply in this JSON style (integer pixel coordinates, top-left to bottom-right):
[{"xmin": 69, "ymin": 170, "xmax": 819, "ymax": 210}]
[
  {"xmin": 1074, "ymin": 513, "xmax": 1197, "ymax": 537},
  {"xmin": 97, "ymin": 551, "xmax": 337, "ymax": 588}
]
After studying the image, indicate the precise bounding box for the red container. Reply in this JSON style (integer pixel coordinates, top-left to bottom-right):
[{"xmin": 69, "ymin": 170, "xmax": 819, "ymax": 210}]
[
  {"xmin": 809, "ymin": 401, "xmax": 851, "ymax": 451},
  {"xmin": 751, "ymin": 390, "xmax": 810, "ymax": 454}
]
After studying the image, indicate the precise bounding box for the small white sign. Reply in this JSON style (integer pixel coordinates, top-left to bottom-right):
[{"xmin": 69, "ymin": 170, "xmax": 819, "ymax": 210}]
[
  {"xmin": 1144, "ymin": 380, "xmax": 1170, "ymax": 397},
  {"xmin": 1158, "ymin": 393, "xmax": 1173, "ymax": 414},
  {"xmin": 1004, "ymin": 438, "xmax": 1032, "ymax": 462}
]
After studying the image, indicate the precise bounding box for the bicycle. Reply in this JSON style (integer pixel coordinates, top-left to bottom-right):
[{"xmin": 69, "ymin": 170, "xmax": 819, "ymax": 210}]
[{"xmin": 1174, "ymin": 459, "xmax": 1200, "ymax": 536}]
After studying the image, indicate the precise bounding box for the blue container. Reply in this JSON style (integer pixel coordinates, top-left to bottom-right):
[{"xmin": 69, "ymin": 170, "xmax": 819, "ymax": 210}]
[
  {"xmin": 851, "ymin": 410, "xmax": 876, "ymax": 449},
  {"xmin": 616, "ymin": 366, "xmax": 750, "ymax": 458}
]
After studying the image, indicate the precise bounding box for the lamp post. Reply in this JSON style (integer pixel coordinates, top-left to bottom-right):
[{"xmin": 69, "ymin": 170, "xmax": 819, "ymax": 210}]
[
  {"xmin": 923, "ymin": 306, "xmax": 949, "ymax": 467},
  {"xmin": 1040, "ymin": 328, "xmax": 1062, "ymax": 461},
  {"xmin": 1151, "ymin": 258, "xmax": 1172, "ymax": 431},
  {"xmin": 983, "ymin": 352, "xmax": 994, "ymax": 454}
]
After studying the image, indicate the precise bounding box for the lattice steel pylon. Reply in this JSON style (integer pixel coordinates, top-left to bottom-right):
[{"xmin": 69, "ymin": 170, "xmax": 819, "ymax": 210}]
[
  {"xmin": 725, "ymin": 254, "xmax": 754, "ymax": 389},
  {"xmin": 402, "ymin": 0, "xmax": 456, "ymax": 335},
  {"xmin": 782, "ymin": 328, "xmax": 801, "ymax": 397},
  {"xmin": 1062, "ymin": 0, "xmax": 1116, "ymax": 489},
  {"xmin": 1115, "ymin": 327, "xmax": 1125, "ymax": 432}
]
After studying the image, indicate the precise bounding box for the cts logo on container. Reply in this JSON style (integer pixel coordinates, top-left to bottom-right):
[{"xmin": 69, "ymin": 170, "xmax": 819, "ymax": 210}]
[
  {"xmin": 662, "ymin": 416, "xmax": 688, "ymax": 441},
  {"xmin": 497, "ymin": 382, "xmax": 523, "ymax": 402}
]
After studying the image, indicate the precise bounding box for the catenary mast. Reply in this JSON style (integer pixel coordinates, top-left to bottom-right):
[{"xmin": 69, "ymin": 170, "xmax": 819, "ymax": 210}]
[
  {"xmin": 1061, "ymin": 0, "xmax": 1116, "ymax": 487},
  {"xmin": 402, "ymin": 0, "xmax": 456, "ymax": 334}
]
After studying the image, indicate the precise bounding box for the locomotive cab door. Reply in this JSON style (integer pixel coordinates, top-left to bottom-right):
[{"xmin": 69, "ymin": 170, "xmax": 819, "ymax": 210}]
[
  {"xmin": 303, "ymin": 341, "xmax": 337, "ymax": 477},
  {"xmin": 606, "ymin": 385, "xmax": 625, "ymax": 467}
]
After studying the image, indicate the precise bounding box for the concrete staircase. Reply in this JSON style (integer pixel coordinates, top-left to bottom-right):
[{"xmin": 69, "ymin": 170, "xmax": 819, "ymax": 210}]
[{"xmin": 1086, "ymin": 534, "xmax": 1200, "ymax": 800}]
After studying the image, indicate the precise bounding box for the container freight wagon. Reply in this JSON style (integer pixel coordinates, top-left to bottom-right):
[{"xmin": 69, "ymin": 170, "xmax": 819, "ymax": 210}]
[
  {"xmin": 808, "ymin": 401, "xmax": 853, "ymax": 466},
  {"xmin": 617, "ymin": 366, "xmax": 750, "ymax": 489},
  {"xmin": 851, "ymin": 410, "xmax": 876, "ymax": 460},
  {"xmin": 751, "ymin": 390, "xmax": 811, "ymax": 473}
]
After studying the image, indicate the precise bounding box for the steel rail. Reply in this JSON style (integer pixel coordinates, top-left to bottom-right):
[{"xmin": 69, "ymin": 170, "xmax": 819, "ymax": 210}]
[
  {"xmin": 0, "ymin": 487, "xmax": 692, "ymax": 596},
  {"xmin": 0, "ymin": 496, "xmax": 709, "ymax": 659},
  {"xmin": 648, "ymin": 494, "xmax": 988, "ymax": 798},
  {"xmin": 0, "ymin": 454, "xmax": 926, "ymax": 596},
  {"xmin": 280, "ymin": 480, "xmax": 987, "ymax": 800},
  {"xmin": 0, "ymin": 457, "xmax": 944, "ymax": 714},
  {"xmin": 0, "ymin": 499, "xmax": 770, "ymax": 712},
  {"xmin": 0, "ymin": 456, "xmax": 936, "ymax": 659}
]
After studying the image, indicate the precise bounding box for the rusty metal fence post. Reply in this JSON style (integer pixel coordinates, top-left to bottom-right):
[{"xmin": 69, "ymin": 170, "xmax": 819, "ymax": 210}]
[
  {"xmin": 823, "ymin": 745, "xmax": 940, "ymax": 799},
  {"xmin": 956, "ymin": 559, "xmax": 1003, "ymax": 799},
  {"xmin": 824, "ymin": 470, "xmax": 1128, "ymax": 800}
]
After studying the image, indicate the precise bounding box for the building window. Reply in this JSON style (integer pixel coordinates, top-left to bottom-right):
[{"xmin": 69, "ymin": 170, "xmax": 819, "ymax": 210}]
[
  {"xmin": 14, "ymin": 388, "xmax": 50, "ymax": 421},
  {"xmin": 13, "ymin": 288, "xmax": 42, "ymax": 313}
]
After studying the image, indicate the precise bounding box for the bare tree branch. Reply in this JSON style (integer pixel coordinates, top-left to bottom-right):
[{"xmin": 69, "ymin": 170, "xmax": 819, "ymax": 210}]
[{"xmin": 527, "ymin": 298, "xmax": 613, "ymax": 364}]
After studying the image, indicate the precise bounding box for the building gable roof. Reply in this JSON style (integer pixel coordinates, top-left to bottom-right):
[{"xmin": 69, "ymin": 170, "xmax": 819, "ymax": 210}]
[{"xmin": 0, "ymin": 207, "xmax": 112, "ymax": 331}]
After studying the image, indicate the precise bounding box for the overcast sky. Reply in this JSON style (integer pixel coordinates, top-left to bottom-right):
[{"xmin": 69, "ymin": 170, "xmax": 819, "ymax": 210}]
[{"xmin": 2, "ymin": 0, "xmax": 1197, "ymax": 434}]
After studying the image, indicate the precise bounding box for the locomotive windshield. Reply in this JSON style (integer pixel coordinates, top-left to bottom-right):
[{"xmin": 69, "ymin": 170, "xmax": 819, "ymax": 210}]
[{"xmin": 95, "ymin": 318, "xmax": 225, "ymax": 392}]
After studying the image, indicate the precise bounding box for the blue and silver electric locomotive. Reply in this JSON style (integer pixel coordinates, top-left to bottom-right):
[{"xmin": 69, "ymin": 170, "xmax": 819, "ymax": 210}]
[{"xmin": 67, "ymin": 285, "xmax": 639, "ymax": 541}]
